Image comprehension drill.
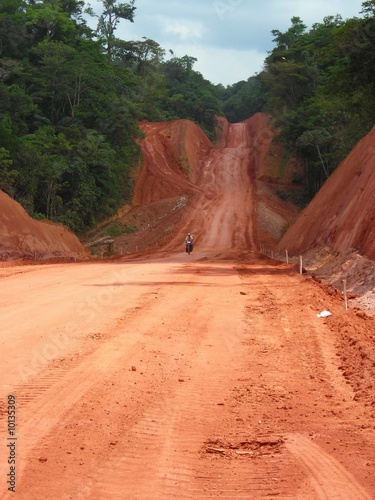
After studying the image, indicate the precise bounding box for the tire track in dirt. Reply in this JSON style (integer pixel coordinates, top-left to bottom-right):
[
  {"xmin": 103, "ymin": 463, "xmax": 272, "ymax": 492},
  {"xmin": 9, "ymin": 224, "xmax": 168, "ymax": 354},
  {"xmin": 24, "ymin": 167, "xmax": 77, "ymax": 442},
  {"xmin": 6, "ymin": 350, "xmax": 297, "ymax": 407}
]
[
  {"xmin": 286, "ymin": 433, "xmax": 372, "ymax": 499},
  {"xmin": 236, "ymin": 261, "xmax": 375, "ymax": 499},
  {"xmin": 92, "ymin": 369, "xmax": 227, "ymax": 499},
  {"xmin": 71, "ymin": 261, "xmax": 324, "ymax": 500},
  {"xmin": 12, "ymin": 260, "xmax": 292, "ymax": 500},
  {"xmin": 78, "ymin": 266, "xmax": 250, "ymax": 499},
  {"xmin": 78, "ymin": 310, "xmax": 290, "ymax": 499},
  {"xmin": 9, "ymin": 261, "xmax": 235, "ymax": 498},
  {"xmin": 8, "ymin": 328, "xmax": 145, "ymax": 484},
  {"xmin": 0, "ymin": 281, "xmax": 161, "ymax": 497}
]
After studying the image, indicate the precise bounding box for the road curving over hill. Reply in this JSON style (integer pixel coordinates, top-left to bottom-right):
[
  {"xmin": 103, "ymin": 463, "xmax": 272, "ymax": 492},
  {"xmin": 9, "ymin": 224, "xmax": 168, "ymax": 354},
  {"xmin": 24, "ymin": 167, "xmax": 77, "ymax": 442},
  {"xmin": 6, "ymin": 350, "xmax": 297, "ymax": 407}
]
[{"xmin": 0, "ymin": 117, "xmax": 374, "ymax": 499}]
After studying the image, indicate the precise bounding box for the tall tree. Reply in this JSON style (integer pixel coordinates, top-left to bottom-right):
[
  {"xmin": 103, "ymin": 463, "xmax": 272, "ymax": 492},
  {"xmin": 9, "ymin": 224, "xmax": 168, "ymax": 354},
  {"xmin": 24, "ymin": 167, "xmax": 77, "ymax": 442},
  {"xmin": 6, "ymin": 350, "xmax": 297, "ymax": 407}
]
[{"xmin": 87, "ymin": 0, "xmax": 136, "ymax": 61}]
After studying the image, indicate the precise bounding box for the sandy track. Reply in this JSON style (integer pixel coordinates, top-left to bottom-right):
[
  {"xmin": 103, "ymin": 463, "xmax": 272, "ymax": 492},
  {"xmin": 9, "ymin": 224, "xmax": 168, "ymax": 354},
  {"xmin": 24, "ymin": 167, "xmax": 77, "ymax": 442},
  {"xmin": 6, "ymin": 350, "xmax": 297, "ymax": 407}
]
[{"xmin": 0, "ymin": 256, "xmax": 374, "ymax": 499}]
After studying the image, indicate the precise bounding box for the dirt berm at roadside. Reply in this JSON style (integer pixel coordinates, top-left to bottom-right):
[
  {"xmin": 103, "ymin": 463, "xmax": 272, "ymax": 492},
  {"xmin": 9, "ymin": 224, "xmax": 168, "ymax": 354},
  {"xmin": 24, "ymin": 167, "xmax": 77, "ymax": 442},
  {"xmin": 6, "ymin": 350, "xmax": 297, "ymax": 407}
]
[{"xmin": 0, "ymin": 190, "xmax": 88, "ymax": 260}]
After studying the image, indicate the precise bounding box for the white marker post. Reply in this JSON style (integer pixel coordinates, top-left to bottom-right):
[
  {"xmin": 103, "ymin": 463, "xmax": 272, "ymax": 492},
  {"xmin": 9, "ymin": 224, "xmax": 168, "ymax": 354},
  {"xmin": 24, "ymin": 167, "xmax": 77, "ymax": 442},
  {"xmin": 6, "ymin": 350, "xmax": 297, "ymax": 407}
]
[
  {"xmin": 286, "ymin": 250, "xmax": 289, "ymax": 264},
  {"xmin": 343, "ymin": 279, "xmax": 348, "ymax": 312},
  {"xmin": 300, "ymin": 255, "xmax": 303, "ymax": 275}
]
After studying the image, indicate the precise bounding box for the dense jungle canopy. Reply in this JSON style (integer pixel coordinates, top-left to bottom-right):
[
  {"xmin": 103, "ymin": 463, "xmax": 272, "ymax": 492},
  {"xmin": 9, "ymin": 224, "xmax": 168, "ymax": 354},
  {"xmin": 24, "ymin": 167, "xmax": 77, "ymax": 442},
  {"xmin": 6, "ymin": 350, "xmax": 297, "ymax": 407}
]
[{"xmin": 1, "ymin": 0, "xmax": 375, "ymax": 232}]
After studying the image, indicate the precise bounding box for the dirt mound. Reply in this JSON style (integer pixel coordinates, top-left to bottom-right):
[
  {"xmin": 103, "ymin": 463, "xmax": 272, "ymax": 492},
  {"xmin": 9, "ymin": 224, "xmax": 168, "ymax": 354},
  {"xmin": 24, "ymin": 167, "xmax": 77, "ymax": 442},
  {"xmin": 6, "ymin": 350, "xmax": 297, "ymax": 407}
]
[
  {"xmin": 85, "ymin": 195, "xmax": 188, "ymax": 256},
  {"xmin": 297, "ymin": 247, "xmax": 375, "ymax": 317},
  {"xmin": 0, "ymin": 190, "xmax": 88, "ymax": 260},
  {"xmin": 277, "ymin": 125, "xmax": 375, "ymax": 259}
]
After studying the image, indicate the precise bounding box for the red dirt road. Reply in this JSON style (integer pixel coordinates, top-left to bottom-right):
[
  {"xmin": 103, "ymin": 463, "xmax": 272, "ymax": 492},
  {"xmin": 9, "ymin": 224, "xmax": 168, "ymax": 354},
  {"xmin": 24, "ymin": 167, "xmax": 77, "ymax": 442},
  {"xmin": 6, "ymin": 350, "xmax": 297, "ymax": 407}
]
[
  {"xmin": 162, "ymin": 121, "xmax": 258, "ymax": 253},
  {"xmin": 0, "ymin": 121, "xmax": 374, "ymax": 499}
]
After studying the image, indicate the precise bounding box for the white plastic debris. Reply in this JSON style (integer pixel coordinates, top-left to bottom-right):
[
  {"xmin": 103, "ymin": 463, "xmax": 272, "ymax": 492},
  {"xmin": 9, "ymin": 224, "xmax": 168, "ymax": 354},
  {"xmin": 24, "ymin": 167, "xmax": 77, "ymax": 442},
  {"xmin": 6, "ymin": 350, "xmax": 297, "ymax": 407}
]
[{"xmin": 317, "ymin": 310, "xmax": 332, "ymax": 318}]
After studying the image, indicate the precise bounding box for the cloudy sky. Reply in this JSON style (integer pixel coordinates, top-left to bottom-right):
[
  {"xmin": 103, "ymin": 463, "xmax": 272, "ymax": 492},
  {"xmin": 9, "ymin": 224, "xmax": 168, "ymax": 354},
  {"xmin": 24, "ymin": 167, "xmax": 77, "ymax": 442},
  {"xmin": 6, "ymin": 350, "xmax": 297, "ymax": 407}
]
[{"xmin": 86, "ymin": 0, "xmax": 365, "ymax": 86}]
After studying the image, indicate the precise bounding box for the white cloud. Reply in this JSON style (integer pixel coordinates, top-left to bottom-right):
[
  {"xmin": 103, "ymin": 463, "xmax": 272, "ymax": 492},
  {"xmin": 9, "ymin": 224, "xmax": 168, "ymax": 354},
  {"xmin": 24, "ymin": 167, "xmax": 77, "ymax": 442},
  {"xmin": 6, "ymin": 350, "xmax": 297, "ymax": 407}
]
[
  {"xmin": 168, "ymin": 43, "xmax": 267, "ymax": 86},
  {"xmin": 200, "ymin": 48, "xmax": 266, "ymax": 86},
  {"xmin": 160, "ymin": 17, "xmax": 206, "ymax": 41},
  {"xmin": 85, "ymin": 0, "xmax": 365, "ymax": 85},
  {"xmin": 269, "ymin": 0, "xmax": 364, "ymax": 24}
]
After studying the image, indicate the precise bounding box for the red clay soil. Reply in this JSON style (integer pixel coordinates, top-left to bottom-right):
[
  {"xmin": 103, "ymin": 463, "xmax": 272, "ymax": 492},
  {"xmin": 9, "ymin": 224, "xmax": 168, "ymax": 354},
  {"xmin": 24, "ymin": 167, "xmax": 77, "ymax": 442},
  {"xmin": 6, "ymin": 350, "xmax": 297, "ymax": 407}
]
[
  {"xmin": 277, "ymin": 125, "xmax": 375, "ymax": 259},
  {"xmin": 133, "ymin": 119, "xmax": 212, "ymax": 206},
  {"xmin": 0, "ymin": 190, "xmax": 88, "ymax": 260},
  {"xmin": 0, "ymin": 115, "xmax": 374, "ymax": 499}
]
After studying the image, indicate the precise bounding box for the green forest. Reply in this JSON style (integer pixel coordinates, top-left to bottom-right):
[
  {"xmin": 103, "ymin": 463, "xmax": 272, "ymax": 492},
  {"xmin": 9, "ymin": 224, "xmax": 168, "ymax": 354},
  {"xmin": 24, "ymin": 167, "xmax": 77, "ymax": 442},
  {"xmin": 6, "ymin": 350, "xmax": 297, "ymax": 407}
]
[{"xmin": 1, "ymin": 0, "xmax": 375, "ymax": 233}]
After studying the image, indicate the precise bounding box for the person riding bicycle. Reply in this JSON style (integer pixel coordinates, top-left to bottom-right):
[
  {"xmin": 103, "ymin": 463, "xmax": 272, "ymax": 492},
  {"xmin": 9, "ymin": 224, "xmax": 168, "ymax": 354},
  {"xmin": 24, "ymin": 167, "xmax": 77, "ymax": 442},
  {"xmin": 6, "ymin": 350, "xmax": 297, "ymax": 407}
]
[{"xmin": 185, "ymin": 233, "xmax": 194, "ymax": 253}]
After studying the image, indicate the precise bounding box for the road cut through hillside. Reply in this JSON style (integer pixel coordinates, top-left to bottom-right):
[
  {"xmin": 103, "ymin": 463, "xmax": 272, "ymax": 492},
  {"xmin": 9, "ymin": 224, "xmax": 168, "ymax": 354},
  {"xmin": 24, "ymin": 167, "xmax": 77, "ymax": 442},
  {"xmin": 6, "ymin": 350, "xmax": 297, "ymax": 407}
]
[
  {"xmin": 0, "ymin": 119, "xmax": 374, "ymax": 499},
  {"xmin": 161, "ymin": 120, "xmax": 259, "ymax": 254}
]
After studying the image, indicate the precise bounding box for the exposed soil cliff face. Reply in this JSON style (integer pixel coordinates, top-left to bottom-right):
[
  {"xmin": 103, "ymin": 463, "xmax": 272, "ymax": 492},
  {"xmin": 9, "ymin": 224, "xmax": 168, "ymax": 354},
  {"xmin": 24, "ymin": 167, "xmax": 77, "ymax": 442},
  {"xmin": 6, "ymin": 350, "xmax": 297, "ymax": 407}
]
[
  {"xmin": 277, "ymin": 126, "xmax": 375, "ymax": 259},
  {"xmin": 0, "ymin": 190, "xmax": 88, "ymax": 260},
  {"xmin": 133, "ymin": 119, "xmax": 212, "ymax": 206}
]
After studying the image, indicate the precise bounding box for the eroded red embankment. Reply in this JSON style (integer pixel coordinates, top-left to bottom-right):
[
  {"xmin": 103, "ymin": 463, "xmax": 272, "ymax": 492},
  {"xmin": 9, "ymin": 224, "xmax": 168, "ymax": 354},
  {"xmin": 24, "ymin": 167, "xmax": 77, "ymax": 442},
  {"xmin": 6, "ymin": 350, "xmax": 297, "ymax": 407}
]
[
  {"xmin": 133, "ymin": 120, "xmax": 213, "ymax": 206},
  {"xmin": 0, "ymin": 190, "xmax": 88, "ymax": 260},
  {"xmin": 277, "ymin": 126, "xmax": 375, "ymax": 259}
]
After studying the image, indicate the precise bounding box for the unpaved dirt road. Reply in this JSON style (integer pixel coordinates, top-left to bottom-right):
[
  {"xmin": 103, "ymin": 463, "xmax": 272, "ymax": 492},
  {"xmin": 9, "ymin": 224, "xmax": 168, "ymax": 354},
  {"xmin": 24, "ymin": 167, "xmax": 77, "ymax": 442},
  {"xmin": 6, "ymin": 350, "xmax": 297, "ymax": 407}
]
[
  {"xmin": 163, "ymin": 121, "xmax": 258, "ymax": 253},
  {"xmin": 0, "ymin": 122, "xmax": 374, "ymax": 499}
]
